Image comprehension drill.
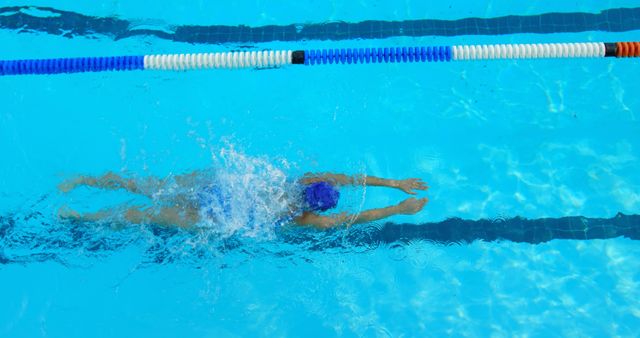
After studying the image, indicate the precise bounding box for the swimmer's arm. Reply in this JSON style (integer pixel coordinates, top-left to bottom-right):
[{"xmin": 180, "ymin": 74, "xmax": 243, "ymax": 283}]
[
  {"xmin": 301, "ymin": 173, "xmax": 428, "ymax": 194},
  {"xmin": 173, "ymin": 170, "xmax": 206, "ymax": 187},
  {"xmin": 294, "ymin": 198, "xmax": 428, "ymax": 229},
  {"xmin": 301, "ymin": 172, "xmax": 392, "ymax": 186},
  {"xmin": 300, "ymin": 173, "xmax": 355, "ymax": 186},
  {"xmin": 294, "ymin": 212, "xmax": 349, "ymax": 229}
]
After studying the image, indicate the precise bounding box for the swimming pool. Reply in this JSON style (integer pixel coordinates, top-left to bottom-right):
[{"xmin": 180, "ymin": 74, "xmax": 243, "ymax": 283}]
[{"xmin": 1, "ymin": 1, "xmax": 640, "ymax": 336}]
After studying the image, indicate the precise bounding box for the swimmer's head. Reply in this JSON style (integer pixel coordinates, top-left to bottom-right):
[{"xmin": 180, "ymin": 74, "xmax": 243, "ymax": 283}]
[{"xmin": 303, "ymin": 181, "xmax": 339, "ymax": 212}]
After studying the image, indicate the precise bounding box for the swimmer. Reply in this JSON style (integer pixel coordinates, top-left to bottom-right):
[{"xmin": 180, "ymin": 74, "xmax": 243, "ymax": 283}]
[{"xmin": 57, "ymin": 171, "xmax": 428, "ymax": 229}]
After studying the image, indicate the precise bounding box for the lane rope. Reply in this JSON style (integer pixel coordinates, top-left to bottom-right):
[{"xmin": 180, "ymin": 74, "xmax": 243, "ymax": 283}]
[{"xmin": 0, "ymin": 42, "xmax": 636, "ymax": 76}]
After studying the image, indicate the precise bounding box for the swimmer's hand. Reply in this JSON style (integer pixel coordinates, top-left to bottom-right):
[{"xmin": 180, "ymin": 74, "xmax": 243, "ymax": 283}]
[
  {"xmin": 396, "ymin": 197, "xmax": 428, "ymax": 214},
  {"xmin": 393, "ymin": 178, "xmax": 428, "ymax": 195}
]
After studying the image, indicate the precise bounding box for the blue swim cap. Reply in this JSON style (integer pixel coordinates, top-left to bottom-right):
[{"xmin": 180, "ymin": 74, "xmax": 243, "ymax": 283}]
[{"xmin": 303, "ymin": 182, "xmax": 340, "ymax": 211}]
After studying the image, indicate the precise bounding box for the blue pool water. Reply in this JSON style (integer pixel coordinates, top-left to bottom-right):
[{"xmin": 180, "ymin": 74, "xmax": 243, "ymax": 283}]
[{"xmin": 1, "ymin": 1, "xmax": 640, "ymax": 337}]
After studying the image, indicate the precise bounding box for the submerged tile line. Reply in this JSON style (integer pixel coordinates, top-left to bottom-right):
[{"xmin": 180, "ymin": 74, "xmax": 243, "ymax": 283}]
[
  {"xmin": 0, "ymin": 213, "xmax": 638, "ymax": 266},
  {"xmin": 1, "ymin": 6, "xmax": 640, "ymax": 44},
  {"xmin": 362, "ymin": 213, "xmax": 640, "ymax": 245}
]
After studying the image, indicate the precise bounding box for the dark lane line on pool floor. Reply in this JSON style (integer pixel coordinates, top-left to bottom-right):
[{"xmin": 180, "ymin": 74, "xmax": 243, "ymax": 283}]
[
  {"xmin": 1, "ymin": 6, "xmax": 640, "ymax": 45},
  {"xmin": 285, "ymin": 213, "xmax": 640, "ymax": 248},
  {"xmin": 0, "ymin": 213, "xmax": 638, "ymax": 265}
]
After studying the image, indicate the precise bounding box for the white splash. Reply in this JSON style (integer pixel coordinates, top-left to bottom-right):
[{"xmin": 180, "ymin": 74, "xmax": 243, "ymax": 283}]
[{"xmin": 197, "ymin": 146, "xmax": 300, "ymax": 240}]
